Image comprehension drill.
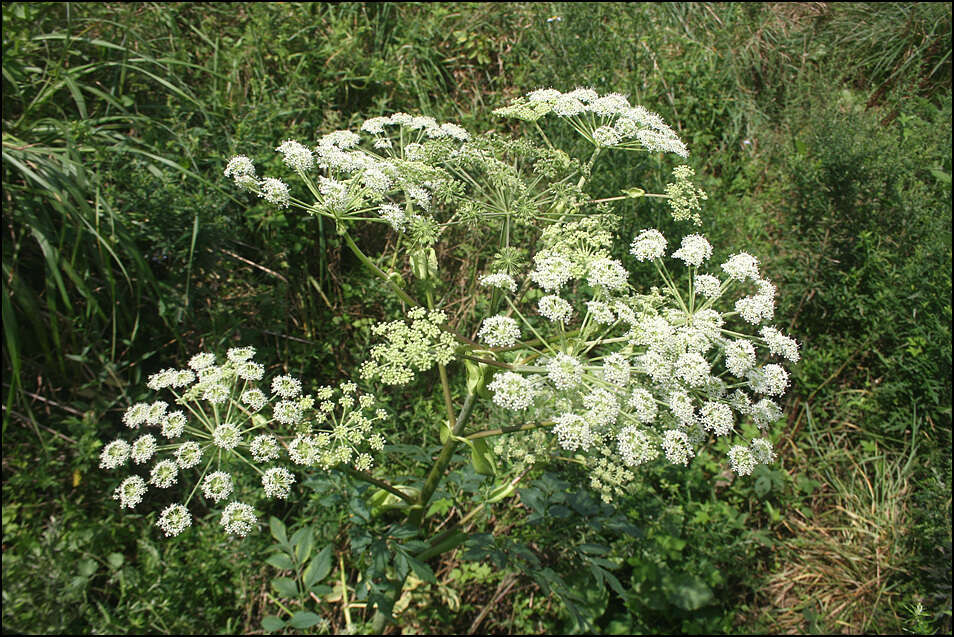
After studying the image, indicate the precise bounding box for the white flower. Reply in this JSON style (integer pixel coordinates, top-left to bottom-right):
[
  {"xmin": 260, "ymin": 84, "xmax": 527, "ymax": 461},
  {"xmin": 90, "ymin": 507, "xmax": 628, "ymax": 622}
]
[
  {"xmin": 288, "ymin": 435, "xmax": 319, "ymax": 465},
  {"xmin": 587, "ymin": 257, "xmax": 629, "ymax": 291},
  {"xmin": 672, "ymin": 234, "xmax": 713, "ymax": 267},
  {"xmin": 747, "ymin": 364, "xmax": 789, "ymax": 397},
  {"xmin": 212, "ymin": 423, "xmax": 242, "ymax": 450},
  {"xmin": 235, "ymin": 361, "xmax": 265, "ymax": 381},
  {"xmin": 553, "ymin": 95, "xmax": 585, "ymax": 117},
  {"xmin": 693, "ymin": 274, "xmax": 722, "ymax": 299},
  {"xmin": 220, "ymin": 502, "xmax": 257, "ymax": 537},
  {"xmin": 176, "ymin": 441, "xmax": 203, "ymax": 469},
  {"xmin": 588, "ymin": 93, "xmax": 630, "ymax": 117},
  {"xmin": 547, "ymin": 353, "xmax": 584, "ymax": 390},
  {"xmin": 630, "ymin": 229, "xmax": 667, "ymax": 261},
  {"xmin": 259, "ymin": 177, "xmax": 290, "ymax": 208},
  {"xmin": 552, "ymin": 413, "xmax": 597, "ymax": 451},
  {"xmin": 617, "ymin": 426, "xmax": 659, "ymax": 467},
  {"xmin": 583, "ymin": 301, "xmax": 614, "ymax": 325},
  {"xmin": 527, "ymin": 88, "xmax": 562, "ymax": 103},
  {"xmin": 113, "ymin": 476, "xmax": 147, "ymax": 509},
  {"xmin": 676, "ymin": 351, "xmax": 711, "ymax": 387},
  {"xmin": 250, "ymin": 435, "xmax": 280, "ymax": 463},
  {"xmin": 760, "ymin": 326, "xmax": 800, "ymax": 362},
  {"xmin": 262, "ymin": 467, "xmax": 296, "ymax": 499},
  {"xmin": 593, "ymin": 125, "xmax": 621, "ymax": 147},
  {"xmin": 224, "ymin": 155, "xmax": 256, "ymax": 180},
  {"xmin": 149, "ymin": 459, "xmax": 179, "ymax": 488},
  {"xmin": 130, "ymin": 434, "xmax": 158, "ymax": 464},
  {"xmin": 202, "ymin": 471, "xmax": 233, "ymax": 503},
  {"xmin": 276, "ymin": 140, "xmax": 314, "ymax": 172},
  {"xmin": 202, "ymin": 383, "xmax": 230, "ymax": 404},
  {"xmin": 273, "ymin": 400, "xmax": 303, "ymax": 425},
  {"xmin": 157, "ymin": 504, "xmax": 192, "ymax": 537},
  {"xmin": 477, "ymin": 315, "xmax": 521, "ymax": 347},
  {"xmin": 662, "ymin": 430, "xmax": 693, "ymax": 465},
  {"xmin": 271, "ymin": 375, "xmax": 302, "ymax": 398},
  {"xmin": 721, "ymin": 253, "xmax": 760, "ymax": 282},
  {"xmin": 602, "ymin": 352, "xmax": 631, "ymax": 386},
  {"xmin": 583, "ymin": 388, "xmax": 620, "ymax": 427},
  {"xmin": 751, "ymin": 438, "xmax": 776, "ymax": 464},
  {"xmin": 529, "ymin": 249, "xmax": 574, "ymax": 292},
  {"xmin": 379, "ymin": 203, "xmax": 408, "ymax": 232},
  {"xmin": 123, "ymin": 403, "xmax": 150, "ymax": 429},
  {"xmin": 627, "ymin": 387, "xmax": 658, "ymax": 423},
  {"xmin": 724, "ymin": 339, "xmax": 757, "ymax": 376},
  {"xmin": 538, "ymin": 295, "xmax": 573, "ymax": 322},
  {"xmin": 188, "ymin": 352, "xmax": 216, "ymax": 371},
  {"xmin": 700, "ymin": 401, "xmax": 734, "ymax": 436},
  {"xmin": 100, "ymin": 440, "xmax": 130, "ymax": 469},
  {"xmin": 728, "ymin": 445, "xmax": 756, "ymax": 476},
  {"xmin": 487, "ymin": 372, "xmax": 536, "ymax": 410},
  {"xmin": 241, "ymin": 388, "xmax": 267, "ymax": 412},
  {"xmin": 751, "ymin": 398, "xmax": 782, "ymax": 428},
  {"xmin": 479, "ymin": 271, "xmax": 518, "ymax": 293},
  {"xmin": 161, "ymin": 411, "xmax": 187, "ymax": 439}
]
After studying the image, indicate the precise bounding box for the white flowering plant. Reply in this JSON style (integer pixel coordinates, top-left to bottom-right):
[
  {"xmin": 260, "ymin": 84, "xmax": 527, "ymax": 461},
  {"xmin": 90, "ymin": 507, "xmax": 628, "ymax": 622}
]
[{"xmin": 102, "ymin": 88, "xmax": 798, "ymax": 631}]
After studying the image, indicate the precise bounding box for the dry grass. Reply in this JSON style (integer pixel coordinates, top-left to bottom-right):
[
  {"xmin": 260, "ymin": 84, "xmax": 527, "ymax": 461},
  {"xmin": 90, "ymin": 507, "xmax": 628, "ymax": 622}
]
[{"xmin": 760, "ymin": 405, "xmax": 917, "ymax": 633}]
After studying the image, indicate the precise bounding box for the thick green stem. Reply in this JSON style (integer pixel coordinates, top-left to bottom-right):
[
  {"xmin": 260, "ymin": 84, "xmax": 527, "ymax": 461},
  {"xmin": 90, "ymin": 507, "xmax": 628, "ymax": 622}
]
[
  {"xmin": 370, "ymin": 391, "xmax": 478, "ymax": 633},
  {"xmin": 409, "ymin": 391, "xmax": 478, "ymax": 527},
  {"xmin": 341, "ymin": 466, "xmax": 417, "ymax": 505},
  {"xmin": 342, "ymin": 232, "xmax": 420, "ymax": 307}
]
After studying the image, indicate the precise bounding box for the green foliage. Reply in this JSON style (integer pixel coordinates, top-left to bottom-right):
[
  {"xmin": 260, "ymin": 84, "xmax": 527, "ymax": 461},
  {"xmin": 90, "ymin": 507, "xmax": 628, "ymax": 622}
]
[{"xmin": 2, "ymin": 2, "xmax": 951, "ymax": 635}]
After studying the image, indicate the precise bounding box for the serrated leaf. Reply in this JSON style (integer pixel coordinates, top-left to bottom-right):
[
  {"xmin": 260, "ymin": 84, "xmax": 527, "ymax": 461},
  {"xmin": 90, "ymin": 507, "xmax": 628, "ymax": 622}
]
[
  {"xmin": 272, "ymin": 576, "xmax": 299, "ymax": 598},
  {"xmin": 289, "ymin": 611, "xmax": 322, "ymax": 629},
  {"xmin": 303, "ymin": 545, "xmax": 333, "ymax": 588},
  {"xmin": 266, "ymin": 553, "xmax": 295, "ymax": 571},
  {"xmin": 405, "ymin": 555, "xmax": 437, "ymax": 584},
  {"xmin": 261, "ymin": 616, "xmax": 285, "ymax": 632}
]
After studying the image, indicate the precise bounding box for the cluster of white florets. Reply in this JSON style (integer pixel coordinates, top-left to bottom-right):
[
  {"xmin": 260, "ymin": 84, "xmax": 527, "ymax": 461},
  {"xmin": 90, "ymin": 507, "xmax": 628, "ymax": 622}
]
[
  {"xmin": 224, "ymin": 112, "xmax": 475, "ymax": 245},
  {"xmin": 476, "ymin": 221, "xmax": 797, "ymax": 500},
  {"xmin": 359, "ymin": 308, "xmax": 457, "ymax": 385},
  {"xmin": 102, "ymin": 348, "xmax": 387, "ymax": 538},
  {"xmin": 494, "ymin": 88, "xmax": 688, "ymax": 157}
]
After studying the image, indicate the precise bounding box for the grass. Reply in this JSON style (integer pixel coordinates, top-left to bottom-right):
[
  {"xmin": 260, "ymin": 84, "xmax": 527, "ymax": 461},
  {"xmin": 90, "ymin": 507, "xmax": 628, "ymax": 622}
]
[{"xmin": 2, "ymin": 2, "xmax": 951, "ymax": 634}]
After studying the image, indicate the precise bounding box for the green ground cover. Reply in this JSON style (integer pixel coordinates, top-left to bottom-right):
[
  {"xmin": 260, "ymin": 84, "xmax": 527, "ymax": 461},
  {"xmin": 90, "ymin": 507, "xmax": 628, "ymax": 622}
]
[{"xmin": 3, "ymin": 2, "xmax": 951, "ymax": 633}]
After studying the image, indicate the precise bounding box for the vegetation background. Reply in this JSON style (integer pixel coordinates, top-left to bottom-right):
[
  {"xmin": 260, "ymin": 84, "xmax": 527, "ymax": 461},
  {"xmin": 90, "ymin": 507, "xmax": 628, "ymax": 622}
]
[{"xmin": 2, "ymin": 2, "xmax": 950, "ymax": 633}]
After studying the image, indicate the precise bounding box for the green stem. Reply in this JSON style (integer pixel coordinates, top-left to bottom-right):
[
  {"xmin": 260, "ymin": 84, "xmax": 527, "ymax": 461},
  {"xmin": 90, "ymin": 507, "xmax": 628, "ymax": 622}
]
[
  {"xmin": 409, "ymin": 390, "xmax": 478, "ymax": 527},
  {"xmin": 341, "ymin": 466, "xmax": 417, "ymax": 505},
  {"xmin": 342, "ymin": 232, "xmax": 420, "ymax": 307},
  {"xmin": 466, "ymin": 422, "xmax": 550, "ymax": 440}
]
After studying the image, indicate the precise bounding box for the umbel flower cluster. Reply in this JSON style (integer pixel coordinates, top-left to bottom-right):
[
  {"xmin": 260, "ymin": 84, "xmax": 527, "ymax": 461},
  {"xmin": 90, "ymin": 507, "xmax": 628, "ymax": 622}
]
[
  {"xmin": 104, "ymin": 87, "xmax": 800, "ymax": 534},
  {"xmin": 101, "ymin": 348, "xmax": 388, "ymax": 536},
  {"xmin": 477, "ymin": 220, "xmax": 798, "ymax": 502}
]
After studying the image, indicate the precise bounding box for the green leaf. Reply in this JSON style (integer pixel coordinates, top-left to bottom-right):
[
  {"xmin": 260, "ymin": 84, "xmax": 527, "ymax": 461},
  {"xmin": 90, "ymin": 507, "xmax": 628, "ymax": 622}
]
[
  {"xmin": 288, "ymin": 611, "xmax": 322, "ymax": 629},
  {"xmin": 272, "ymin": 577, "xmax": 299, "ymax": 598},
  {"xmin": 664, "ymin": 573, "xmax": 713, "ymax": 611},
  {"xmin": 261, "ymin": 616, "xmax": 285, "ymax": 632},
  {"xmin": 266, "ymin": 553, "xmax": 295, "ymax": 571},
  {"xmin": 303, "ymin": 545, "xmax": 333, "ymax": 588},
  {"xmin": 107, "ymin": 553, "xmax": 124, "ymax": 569},
  {"xmin": 622, "ymin": 187, "xmax": 646, "ymax": 198},
  {"xmin": 291, "ymin": 526, "xmax": 314, "ymax": 563},
  {"xmin": 269, "ymin": 517, "xmax": 289, "ymax": 547},
  {"xmin": 405, "ymin": 554, "xmax": 436, "ymax": 584},
  {"xmin": 470, "ymin": 438, "xmax": 496, "ymax": 476}
]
